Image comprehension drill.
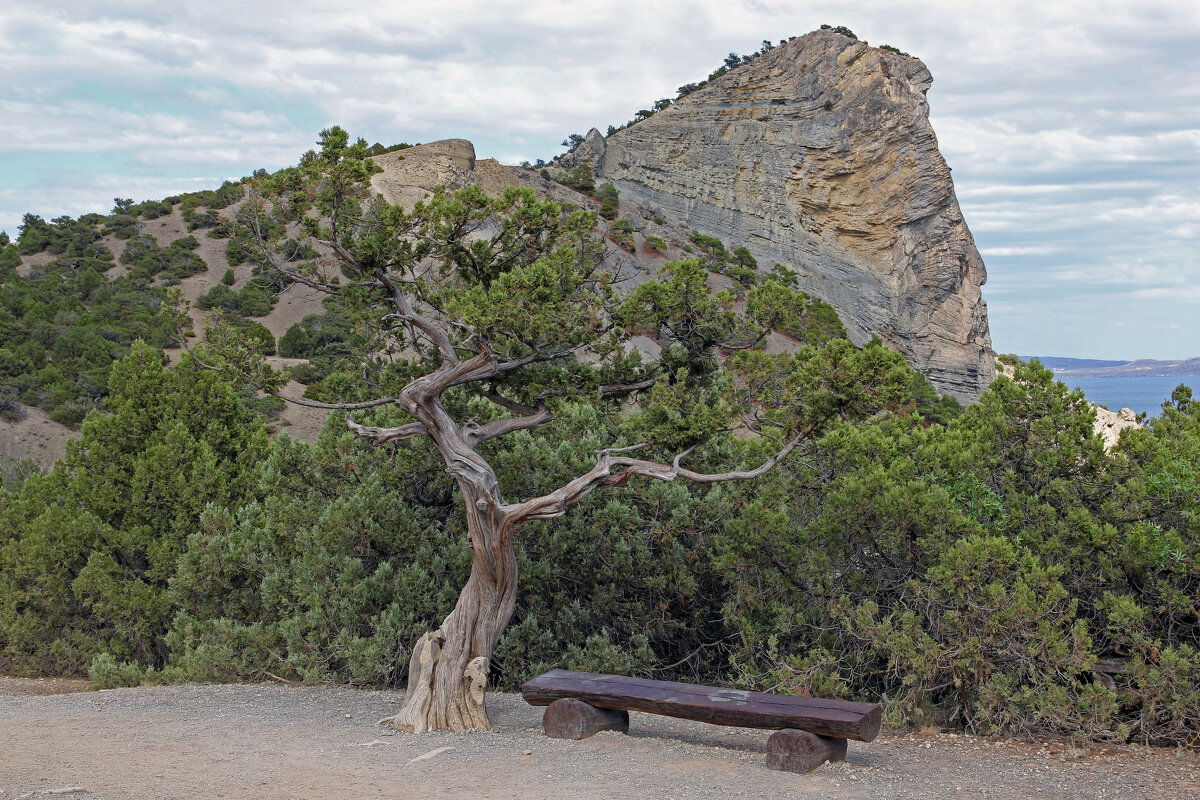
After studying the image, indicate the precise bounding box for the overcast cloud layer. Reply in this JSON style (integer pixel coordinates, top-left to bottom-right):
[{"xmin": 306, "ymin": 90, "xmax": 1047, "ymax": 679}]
[{"xmin": 1, "ymin": 1, "xmax": 1197, "ymax": 360}]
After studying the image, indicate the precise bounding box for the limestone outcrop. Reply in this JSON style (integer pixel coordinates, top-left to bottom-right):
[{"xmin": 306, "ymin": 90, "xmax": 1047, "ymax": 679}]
[
  {"xmin": 370, "ymin": 139, "xmax": 477, "ymax": 209},
  {"xmin": 595, "ymin": 30, "xmax": 995, "ymax": 401},
  {"xmin": 558, "ymin": 128, "xmax": 607, "ymax": 169},
  {"xmin": 370, "ymin": 139, "xmax": 584, "ymax": 209},
  {"xmin": 367, "ymin": 32, "xmax": 997, "ymax": 401},
  {"xmin": 1093, "ymin": 406, "xmax": 1140, "ymax": 451}
]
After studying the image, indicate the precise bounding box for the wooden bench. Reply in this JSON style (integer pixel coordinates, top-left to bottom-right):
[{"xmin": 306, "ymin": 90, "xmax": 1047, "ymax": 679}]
[{"xmin": 520, "ymin": 669, "xmax": 881, "ymax": 774}]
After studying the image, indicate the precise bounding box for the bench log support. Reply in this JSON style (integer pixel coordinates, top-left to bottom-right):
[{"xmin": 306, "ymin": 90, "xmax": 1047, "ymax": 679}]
[
  {"xmin": 766, "ymin": 729, "xmax": 848, "ymax": 774},
  {"xmin": 543, "ymin": 698, "xmax": 630, "ymax": 739}
]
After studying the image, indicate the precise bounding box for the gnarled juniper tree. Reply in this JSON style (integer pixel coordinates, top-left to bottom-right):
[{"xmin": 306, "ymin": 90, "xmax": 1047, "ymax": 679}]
[{"xmin": 184, "ymin": 126, "xmax": 910, "ymax": 732}]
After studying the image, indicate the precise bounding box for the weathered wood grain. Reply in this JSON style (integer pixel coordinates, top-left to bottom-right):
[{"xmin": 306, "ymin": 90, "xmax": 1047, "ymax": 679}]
[
  {"xmin": 542, "ymin": 698, "xmax": 629, "ymax": 739},
  {"xmin": 521, "ymin": 669, "xmax": 881, "ymax": 742},
  {"xmin": 766, "ymin": 729, "xmax": 848, "ymax": 773}
]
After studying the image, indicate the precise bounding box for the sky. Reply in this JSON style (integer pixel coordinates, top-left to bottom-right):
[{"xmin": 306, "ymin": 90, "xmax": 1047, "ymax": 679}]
[{"xmin": 1, "ymin": 1, "xmax": 1197, "ymax": 360}]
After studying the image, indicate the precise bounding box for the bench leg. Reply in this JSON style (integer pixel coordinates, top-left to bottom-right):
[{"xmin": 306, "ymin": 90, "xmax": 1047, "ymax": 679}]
[
  {"xmin": 542, "ymin": 698, "xmax": 629, "ymax": 740},
  {"xmin": 765, "ymin": 729, "xmax": 848, "ymax": 773}
]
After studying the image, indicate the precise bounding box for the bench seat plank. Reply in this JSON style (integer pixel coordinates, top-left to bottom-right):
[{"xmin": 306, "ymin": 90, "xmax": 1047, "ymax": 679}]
[{"xmin": 520, "ymin": 669, "xmax": 881, "ymax": 742}]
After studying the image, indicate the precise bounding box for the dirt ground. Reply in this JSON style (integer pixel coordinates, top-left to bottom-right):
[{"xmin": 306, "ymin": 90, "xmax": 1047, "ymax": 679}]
[{"xmin": 1, "ymin": 678, "xmax": 1196, "ymax": 800}]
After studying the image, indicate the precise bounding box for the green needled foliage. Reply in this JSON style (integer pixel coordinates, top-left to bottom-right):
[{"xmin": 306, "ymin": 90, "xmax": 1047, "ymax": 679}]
[
  {"xmin": 710, "ymin": 358, "xmax": 1199, "ymax": 743},
  {"xmin": 0, "ymin": 209, "xmax": 187, "ymax": 426},
  {"xmin": 1, "ymin": 126, "xmax": 1195, "ymax": 743},
  {"xmin": 0, "ymin": 341, "xmax": 270, "ymax": 674},
  {"xmin": 166, "ymin": 427, "xmax": 466, "ymax": 686},
  {"xmin": 169, "ymin": 126, "xmax": 934, "ymax": 733}
]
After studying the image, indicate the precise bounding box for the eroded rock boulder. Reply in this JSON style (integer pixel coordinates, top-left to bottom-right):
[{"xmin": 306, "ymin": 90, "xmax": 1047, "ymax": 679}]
[
  {"xmin": 1093, "ymin": 405, "xmax": 1140, "ymax": 451},
  {"xmin": 558, "ymin": 128, "xmax": 607, "ymax": 169}
]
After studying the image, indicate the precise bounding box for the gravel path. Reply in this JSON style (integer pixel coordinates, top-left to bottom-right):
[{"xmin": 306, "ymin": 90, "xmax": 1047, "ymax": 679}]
[{"xmin": 1, "ymin": 679, "xmax": 1196, "ymax": 800}]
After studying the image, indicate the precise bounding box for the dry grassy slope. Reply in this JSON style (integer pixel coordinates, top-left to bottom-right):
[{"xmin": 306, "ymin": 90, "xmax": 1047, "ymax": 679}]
[
  {"xmin": 3, "ymin": 138, "xmax": 785, "ymax": 468},
  {"xmin": 1, "ymin": 143, "xmax": 609, "ymax": 466},
  {"xmin": 3, "ymin": 206, "xmax": 332, "ymax": 466},
  {"xmin": 0, "ymin": 404, "xmax": 70, "ymax": 465}
]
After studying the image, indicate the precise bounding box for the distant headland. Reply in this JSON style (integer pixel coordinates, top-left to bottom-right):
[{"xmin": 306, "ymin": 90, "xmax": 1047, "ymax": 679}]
[{"xmin": 1027, "ymin": 357, "xmax": 1200, "ymax": 379}]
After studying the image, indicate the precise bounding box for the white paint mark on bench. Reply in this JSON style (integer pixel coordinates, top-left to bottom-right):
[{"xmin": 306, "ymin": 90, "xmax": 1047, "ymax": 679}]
[{"xmin": 709, "ymin": 690, "xmax": 751, "ymax": 703}]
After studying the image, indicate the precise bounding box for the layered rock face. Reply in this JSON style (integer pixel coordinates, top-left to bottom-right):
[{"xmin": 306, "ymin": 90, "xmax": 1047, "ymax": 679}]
[
  {"xmin": 597, "ymin": 30, "xmax": 995, "ymax": 401},
  {"xmin": 370, "ymin": 138, "xmax": 585, "ymax": 209}
]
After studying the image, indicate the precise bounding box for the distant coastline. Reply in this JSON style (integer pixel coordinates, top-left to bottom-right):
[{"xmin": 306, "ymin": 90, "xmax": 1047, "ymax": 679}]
[
  {"xmin": 1021, "ymin": 357, "xmax": 1200, "ymax": 416},
  {"xmin": 1025, "ymin": 356, "xmax": 1200, "ymax": 378}
]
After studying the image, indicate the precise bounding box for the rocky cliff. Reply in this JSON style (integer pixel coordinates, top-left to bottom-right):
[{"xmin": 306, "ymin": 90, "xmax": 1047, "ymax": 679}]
[
  {"xmin": 594, "ymin": 30, "xmax": 995, "ymax": 401},
  {"xmin": 366, "ymin": 32, "xmax": 996, "ymax": 400}
]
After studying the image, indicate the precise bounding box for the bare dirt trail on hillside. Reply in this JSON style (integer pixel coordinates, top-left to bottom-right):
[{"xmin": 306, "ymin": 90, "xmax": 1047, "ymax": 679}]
[{"xmin": 1, "ymin": 679, "xmax": 1196, "ymax": 800}]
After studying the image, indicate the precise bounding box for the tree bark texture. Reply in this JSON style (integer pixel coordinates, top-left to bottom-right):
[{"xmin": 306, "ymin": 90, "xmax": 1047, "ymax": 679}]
[
  {"xmin": 765, "ymin": 730, "xmax": 848, "ymax": 773},
  {"xmin": 542, "ymin": 698, "xmax": 629, "ymax": 739},
  {"xmin": 386, "ymin": 421, "xmax": 519, "ymax": 730},
  {"xmin": 382, "ymin": 356, "xmax": 527, "ymax": 733}
]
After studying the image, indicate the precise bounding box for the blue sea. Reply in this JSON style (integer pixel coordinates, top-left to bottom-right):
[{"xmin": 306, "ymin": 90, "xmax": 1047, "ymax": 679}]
[{"xmin": 1056, "ymin": 376, "xmax": 1200, "ymax": 417}]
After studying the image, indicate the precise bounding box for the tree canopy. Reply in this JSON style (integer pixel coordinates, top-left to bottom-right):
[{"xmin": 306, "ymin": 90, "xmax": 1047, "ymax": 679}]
[
  {"xmin": 1, "ymin": 127, "xmax": 1195, "ymax": 747},
  {"xmin": 173, "ymin": 126, "xmax": 915, "ymax": 731}
]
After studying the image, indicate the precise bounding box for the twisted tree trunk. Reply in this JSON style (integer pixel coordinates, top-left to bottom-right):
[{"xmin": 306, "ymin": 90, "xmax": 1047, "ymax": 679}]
[
  {"xmin": 373, "ymin": 410, "xmax": 806, "ymax": 732},
  {"xmin": 362, "ymin": 354, "xmax": 528, "ymax": 732},
  {"xmin": 227, "ymin": 153, "xmax": 811, "ymax": 734},
  {"xmin": 342, "ymin": 335, "xmax": 806, "ymax": 733},
  {"xmin": 392, "ymin": 492, "xmax": 518, "ymax": 732}
]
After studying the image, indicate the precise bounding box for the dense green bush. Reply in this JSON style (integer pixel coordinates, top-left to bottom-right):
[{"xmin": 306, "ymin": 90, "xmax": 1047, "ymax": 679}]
[
  {"xmin": 210, "ymin": 313, "xmax": 276, "ymax": 356},
  {"xmin": 120, "ymin": 234, "xmax": 207, "ymax": 281},
  {"xmin": 278, "ymin": 312, "xmax": 358, "ymax": 360},
  {"xmin": 642, "ymin": 235, "xmax": 667, "ymax": 253},
  {"xmin": 596, "ymin": 183, "xmax": 619, "ymax": 220},
  {"xmin": 16, "ymin": 214, "xmax": 113, "ymax": 271},
  {"xmin": 0, "ymin": 385, "xmax": 21, "ymax": 421},
  {"xmin": 711, "ymin": 359, "xmax": 1199, "ymax": 743},
  {"xmin": 195, "ymin": 282, "xmax": 275, "ymax": 317},
  {"xmin": 608, "ymin": 218, "xmax": 635, "ymax": 251},
  {"xmin": 0, "ymin": 242, "xmax": 21, "ymax": 280},
  {"xmin": 688, "ymin": 231, "xmax": 729, "ymax": 263},
  {"xmin": 1, "ymin": 341, "xmax": 1195, "ymax": 745},
  {"xmin": 0, "ymin": 343, "xmax": 271, "ymax": 674},
  {"xmin": 551, "ymin": 163, "xmax": 595, "ymax": 194},
  {"xmin": 166, "ymin": 424, "xmax": 466, "ymax": 685},
  {"xmin": 731, "ymin": 246, "xmax": 757, "ymax": 269},
  {"xmin": 0, "ymin": 454, "xmax": 40, "ymax": 493}
]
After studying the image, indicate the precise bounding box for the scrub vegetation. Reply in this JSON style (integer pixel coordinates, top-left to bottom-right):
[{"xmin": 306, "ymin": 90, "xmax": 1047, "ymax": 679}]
[{"xmin": 0, "ymin": 129, "xmax": 1196, "ymax": 747}]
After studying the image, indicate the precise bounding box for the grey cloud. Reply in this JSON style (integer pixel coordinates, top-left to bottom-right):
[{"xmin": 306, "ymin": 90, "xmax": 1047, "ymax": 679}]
[
  {"xmin": 1, "ymin": 0, "xmax": 1197, "ymax": 359},
  {"xmin": 0, "ymin": 18, "xmax": 64, "ymax": 54}
]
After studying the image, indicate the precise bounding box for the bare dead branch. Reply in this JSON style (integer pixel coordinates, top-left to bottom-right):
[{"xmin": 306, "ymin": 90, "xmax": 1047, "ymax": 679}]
[
  {"xmin": 375, "ymin": 269, "xmax": 460, "ymax": 365},
  {"xmin": 445, "ymin": 342, "xmax": 591, "ymax": 391},
  {"xmin": 502, "ymin": 434, "xmax": 805, "ymax": 527},
  {"xmin": 345, "ymin": 416, "xmax": 429, "ymax": 443},
  {"xmin": 462, "ymin": 406, "xmax": 553, "ymax": 447},
  {"xmin": 484, "ymin": 384, "xmax": 540, "ymax": 417},
  {"xmin": 617, "ymin": 430, "xmax": 806, "ymax": 484},
  {"xmin": 597, "ymin": 374, "xmax": 660, "ymax": 396},
  {"xmin": 272, "ymin": 262, "xmax": 346, "ymax": 295},
  {"xmin": 267, "ymin": 391, "xmax": 403, "ymax": 411}
]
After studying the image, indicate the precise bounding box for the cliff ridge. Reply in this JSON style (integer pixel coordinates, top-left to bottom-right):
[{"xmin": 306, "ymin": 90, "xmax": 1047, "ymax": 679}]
[{"xmin": 594, "ymin": 30, "xmax": 995, "ymax": 400}]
